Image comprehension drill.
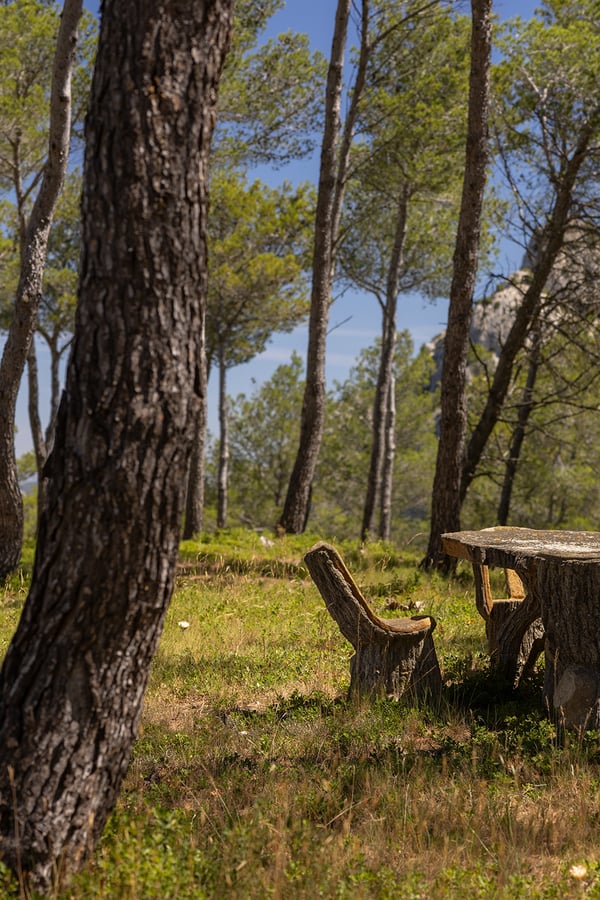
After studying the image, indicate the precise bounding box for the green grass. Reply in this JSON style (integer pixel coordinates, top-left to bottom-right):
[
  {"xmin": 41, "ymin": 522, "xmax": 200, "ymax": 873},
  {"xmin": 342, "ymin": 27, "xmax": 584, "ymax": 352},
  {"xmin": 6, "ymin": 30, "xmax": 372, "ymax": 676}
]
[{"xmin": 2, "ymin": 529, "xmax": 600, "ymax": 898}]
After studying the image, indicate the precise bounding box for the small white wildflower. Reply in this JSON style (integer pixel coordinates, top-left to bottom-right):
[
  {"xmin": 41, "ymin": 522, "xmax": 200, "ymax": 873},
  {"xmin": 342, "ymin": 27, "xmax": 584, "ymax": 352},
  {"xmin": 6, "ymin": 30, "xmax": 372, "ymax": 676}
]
[
  {"xmin": 569, "ymin": 864, "xmax": 587, "ymax": 880},
  {"xmin": 178, "ymin": 620, "xmax": 191, "ymax": 630}
]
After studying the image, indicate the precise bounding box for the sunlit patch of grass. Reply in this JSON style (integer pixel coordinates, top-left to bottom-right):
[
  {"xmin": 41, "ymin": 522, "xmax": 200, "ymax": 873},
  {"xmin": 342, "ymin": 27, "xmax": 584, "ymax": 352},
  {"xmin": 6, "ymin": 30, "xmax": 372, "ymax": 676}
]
[{"xmin": 3, "ymin": 529, "xmax": 600, "ymax": 897}]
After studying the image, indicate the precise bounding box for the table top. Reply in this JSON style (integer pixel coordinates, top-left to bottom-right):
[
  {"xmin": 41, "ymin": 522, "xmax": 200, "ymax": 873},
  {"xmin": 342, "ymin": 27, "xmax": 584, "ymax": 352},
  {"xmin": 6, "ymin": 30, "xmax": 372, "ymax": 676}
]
[{"xmin": 442, "ymin": 526, "xmax": 600, "ymax": 566}]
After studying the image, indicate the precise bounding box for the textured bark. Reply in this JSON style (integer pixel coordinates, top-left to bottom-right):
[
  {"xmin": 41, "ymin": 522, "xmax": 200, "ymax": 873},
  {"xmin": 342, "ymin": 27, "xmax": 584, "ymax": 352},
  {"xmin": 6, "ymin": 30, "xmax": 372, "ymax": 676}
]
[
  {"xmin": 0, "ymin": 0, "xmax": 232, "ymax": 891},
  {"xmin": 183, "ymin": 418, "xmax": 207, "ymax": 539},
  {"xmin": 0, "ymin": 0, "xmax": 83, "ymax": 578},
  {"xmin": 424, "ymin": 0, "xmax": 492, "ymax": 571},
  {"xmin": 537, "ymin": 561, "xmax": 600, "ymax": 730},
  {"xmin": 305, "ymin": 542, "xmax": 442, "ymax": 703},
  {"xmin": 278, "ymin": 0, "xmax": 351, "ymax": 534}
]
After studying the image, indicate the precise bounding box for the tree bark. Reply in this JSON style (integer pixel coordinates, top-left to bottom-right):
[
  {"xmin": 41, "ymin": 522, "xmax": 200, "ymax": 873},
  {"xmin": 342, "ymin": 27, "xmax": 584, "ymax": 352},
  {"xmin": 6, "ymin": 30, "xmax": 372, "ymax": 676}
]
[
  {"xmin": 424, "ymin": 0, "xmax": 492, "ymax": 571},
  {"xmin": 183, "ymin": 413, "xmax": 207, "ymax": 539},
  {"xmin": 0, "ymin": 1, "xmax": 232, "ymax": 891},
  {"xmin": 0, "ymin": 0, "xmax": 83, "ymax": 578},
  {"xmin": 537, "ymin": 560, "xmax": 600, "ymax": 730}
]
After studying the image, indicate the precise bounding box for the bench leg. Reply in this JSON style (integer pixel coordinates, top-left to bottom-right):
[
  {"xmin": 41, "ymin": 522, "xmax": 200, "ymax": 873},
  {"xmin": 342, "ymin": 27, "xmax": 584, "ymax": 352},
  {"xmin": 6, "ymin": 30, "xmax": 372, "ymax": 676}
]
[{"xmin": 349, "ymin": 629, "xmax": 442, "ymax": 704}]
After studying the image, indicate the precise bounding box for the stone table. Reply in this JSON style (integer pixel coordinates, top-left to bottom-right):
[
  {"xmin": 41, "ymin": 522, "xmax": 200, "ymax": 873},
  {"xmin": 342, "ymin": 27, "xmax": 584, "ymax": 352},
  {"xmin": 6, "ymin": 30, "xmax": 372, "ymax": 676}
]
[{"xmin": 442, "ymin": 526, "xmax": 600, "ymax": 729}]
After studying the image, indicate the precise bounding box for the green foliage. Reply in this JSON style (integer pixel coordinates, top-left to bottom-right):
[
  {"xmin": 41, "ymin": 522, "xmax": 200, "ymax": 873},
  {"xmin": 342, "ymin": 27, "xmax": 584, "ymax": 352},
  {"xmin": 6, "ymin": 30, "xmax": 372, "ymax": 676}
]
[
  {"xmin": 493, "ymin": 0, "xmax": 600, "ymax": 229},
  {"xmin": 217, "ymin": 32, "xmax": 326, "ymax": 166},
  {"xmin": 0, "ymin": 0, "xmax": 60, "ymax": 196},
  {"xmin": 339, "ymin": 5, "xmax": 484, "ymax": 305},
  {"xmin": 225, "ymin": 352, "xmax": 305, "ymax": 527},
  {"xmin": 0, "ymin": 1, "xmax": 96, "ymax": 200},
  {"xmin": 463, "ymin": 263, "xmax": 600, "ymax": 531},
  {"xmin": 218, "ymin": 332, "xmax": 440, "ymax": 541},
  {"xmin": 16, "ymin": 450, "xmax": 36, "ymax": 482},
  {"xmin": 316, "ymin": 334, "xmax": 438, "ymax": 540},
  {"xmin": 215, "ymin": 0, "xmax": 326, "ymax": 167},
  {"xmin": 206, "ymin": 171, "xmax": 314, "ymax": 372}
]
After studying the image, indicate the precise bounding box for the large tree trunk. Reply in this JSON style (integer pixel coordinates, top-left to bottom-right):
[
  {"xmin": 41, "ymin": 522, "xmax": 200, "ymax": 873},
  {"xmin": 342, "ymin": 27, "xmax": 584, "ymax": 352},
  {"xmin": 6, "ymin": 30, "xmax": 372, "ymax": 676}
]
[
  {"xmin": 424, "ymin": 0, "xmax": 492, "ymax": 571},
  {"xmin": 0, "ymin": 0, "xmax": 83, "ymax": 578},
  {"xmin": 0, "ymin": 1, "xmax": 232, "ymax": 892},
  {"xmin": 361, "ymin": 185, "xmax": 407, "ymax": 542}
]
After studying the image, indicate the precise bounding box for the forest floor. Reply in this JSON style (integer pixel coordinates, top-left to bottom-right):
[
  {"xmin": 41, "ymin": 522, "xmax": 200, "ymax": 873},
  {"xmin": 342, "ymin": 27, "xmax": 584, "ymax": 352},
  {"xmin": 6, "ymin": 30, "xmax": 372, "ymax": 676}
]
[{"xmin": 2, "ymin": 529, "xmax": 600, "ymax": 898}]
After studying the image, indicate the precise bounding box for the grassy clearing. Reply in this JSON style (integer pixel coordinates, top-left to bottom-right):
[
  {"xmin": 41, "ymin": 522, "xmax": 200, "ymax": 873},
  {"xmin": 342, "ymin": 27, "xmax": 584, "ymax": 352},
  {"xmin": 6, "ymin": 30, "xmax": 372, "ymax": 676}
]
[{"xmin": 2, "ymin": 530, "xmax": 600, "ymax": 898}]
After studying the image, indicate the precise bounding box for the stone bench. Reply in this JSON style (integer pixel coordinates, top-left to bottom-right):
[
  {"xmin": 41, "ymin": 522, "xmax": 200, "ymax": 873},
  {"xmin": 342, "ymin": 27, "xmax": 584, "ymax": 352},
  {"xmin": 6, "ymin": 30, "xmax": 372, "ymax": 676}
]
[{"xmin": 304, "ymin": 542, "xmax": 442, "ymax": 704}]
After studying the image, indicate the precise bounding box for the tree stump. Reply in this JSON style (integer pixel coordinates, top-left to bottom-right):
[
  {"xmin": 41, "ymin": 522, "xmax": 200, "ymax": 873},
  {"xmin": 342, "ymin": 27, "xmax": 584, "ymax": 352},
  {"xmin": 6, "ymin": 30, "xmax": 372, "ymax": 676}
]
[{"xmin": 304, "ymin": 542, "xmax": 442, "ymax": 703}]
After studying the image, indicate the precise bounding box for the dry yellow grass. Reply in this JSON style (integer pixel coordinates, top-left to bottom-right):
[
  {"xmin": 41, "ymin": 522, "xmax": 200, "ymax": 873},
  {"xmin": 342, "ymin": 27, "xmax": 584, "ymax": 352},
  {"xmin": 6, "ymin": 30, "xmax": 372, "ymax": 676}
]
[{"xmin": 2, "ymin": 534, "xmax": 600, "ymax": 898}]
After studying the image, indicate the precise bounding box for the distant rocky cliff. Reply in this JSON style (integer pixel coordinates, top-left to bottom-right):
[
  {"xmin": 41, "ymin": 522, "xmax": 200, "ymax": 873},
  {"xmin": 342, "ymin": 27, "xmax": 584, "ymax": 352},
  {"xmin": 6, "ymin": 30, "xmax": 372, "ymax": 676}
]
[{"xmin": 426, "ymin": 270, "xmax": 530, "ymax": 389}]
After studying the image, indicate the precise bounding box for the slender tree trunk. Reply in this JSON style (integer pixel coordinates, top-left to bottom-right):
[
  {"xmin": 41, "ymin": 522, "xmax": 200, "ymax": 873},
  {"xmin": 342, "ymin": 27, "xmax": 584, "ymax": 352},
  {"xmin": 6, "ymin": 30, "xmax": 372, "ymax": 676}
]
[
  {"xmin": 217, "ymin": 344, "xmax": 229, "ymax": 528},
  {"xmin": 27, "ymin": 343, "xmax": 46, "ymax": 477},
  {"xmin": 49, "ymin": 341, "xmax": 63, "ymax": 436},
  {"xmin": 183, "ymin": 329, "xmax": 208, "ymax": 538},
  {"xmin": 184, "ymin": 434, "xmax": 206, "ymax": 537},
  {"xmin": 460, "ymin": 115, "xmax": 599, "ymax": 501},
  {"xmin": 379, "ymin": 376, "xmax": 396, "ymax": 541},
  {"xmin": 0, "ymin": 1, "xmax": 232, "ymax": 892},
  {"xmin": 424, "ymin": 0, "xmax": 492, "ymax": 571},
  {"xmin": 0, "ymin": 0, "xmax": 83, "ymax": 578},
  {"xmin": 183, "ymin": 420, "xmax": 207, "ymax": 539},
  {"xmin": 27, "ymin": 342, "xmax": 48, "ymax": 523},
  {"xmin": 497, "ymin": 329, "xmax": 541, "ymax": 525},
  {"xmin": 361, "ymin": 185, "xmax": 407, "ymax": 542},
  {"xmin": 279, "ymin": 0, "xmax": 370, "ymax": 534}
]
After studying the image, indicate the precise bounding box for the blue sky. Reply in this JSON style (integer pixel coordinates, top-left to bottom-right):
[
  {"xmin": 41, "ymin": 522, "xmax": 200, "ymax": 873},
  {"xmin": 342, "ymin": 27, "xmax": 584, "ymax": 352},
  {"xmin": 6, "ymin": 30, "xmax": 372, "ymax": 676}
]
[
  {"xmin": 13, "ymin": 0, "xmax": 540, "ymax": 456},
  {"xmin": 212, "ymin": 0, "xmax": 539, "ymax": 427}
]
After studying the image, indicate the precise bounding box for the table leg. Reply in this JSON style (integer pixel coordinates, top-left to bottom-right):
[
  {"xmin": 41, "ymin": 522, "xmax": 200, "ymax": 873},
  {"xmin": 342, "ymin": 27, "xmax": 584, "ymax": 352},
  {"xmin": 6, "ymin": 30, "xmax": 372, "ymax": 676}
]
[
  {"xmin": 536, "ymin": 560, "xmax": 600, "ymax": 730},
  {"xmin": 472, "ymin": 564, "xmax": 543, "ymax": 687}
]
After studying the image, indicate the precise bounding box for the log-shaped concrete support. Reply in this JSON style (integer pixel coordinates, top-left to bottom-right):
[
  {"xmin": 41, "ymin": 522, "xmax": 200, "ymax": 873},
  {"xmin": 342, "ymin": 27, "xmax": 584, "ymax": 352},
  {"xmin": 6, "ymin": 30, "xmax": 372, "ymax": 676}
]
[
  {"xmin": 473, "ymin": 563, "xmax": 544, "ymax": 687},
  {"xmin": 304, "ymin": 542, "xmax": 442, "ymax": 703}
]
